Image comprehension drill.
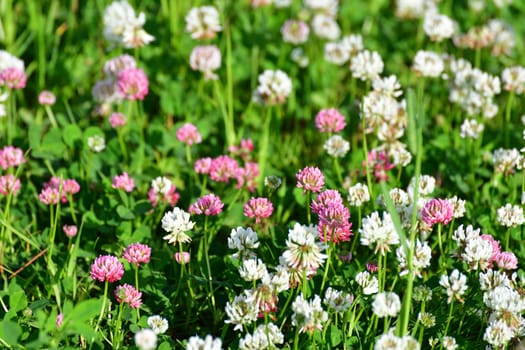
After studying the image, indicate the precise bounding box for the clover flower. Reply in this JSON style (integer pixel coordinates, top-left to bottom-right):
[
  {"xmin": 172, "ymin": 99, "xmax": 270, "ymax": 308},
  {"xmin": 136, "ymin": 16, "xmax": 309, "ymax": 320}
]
[
  {"xmin": 281, "ymin": 20, "xmax": 310, "ymax": 44},
  {"xmin": 253, "ymin": 69, "xmax": 292, "ymax": 105},
  {"xmin": 497, "ymin": 204, "xmax": 525, "ymax": 227},
  {"xmin": 112, "ymin": 172, "xmax": 135, "ymax": 192},
  {"xmin": 63, "ymin": 225, "xmax": 78, "ymax": 238},
  {"xmin": 0, "ymin": 174, "xmax": 20, "ymax": 196},
  {"xmin": 347, "ymin": 183, "xmax": 370, "ymax": 207},
  {"xmin": 350, "ymin": 50, "xmax": 384, "ymax": 81},
  {"xmin": 439, "ymin": 269, "xmax": 468, "ymax": 304},
  {"xmin": 90, "ymin": 255, "xmax": 125, "ymax": 283},
  {"xmin": 228, "ymin": 226, "xmax": 260, "ymax": 260},
  {"xmin": 161, "ymin": 207, "xmax": 195, "ymax": 245},
  {"xmin": 0, "ymin": 67, "xmax": 26, "ymax": 89},
  {"xmin": 185, "ymin": 6, "xmax": 222, "ymax": 40},
  {"xmin": 292, "ymin": 294, "xmax": 328, "ymax": 334},
  {"xmin": 103, "ymin": 0, "xmax": 154, "ymax": 48},
  {"xmin": 189, "ymin": 45, "xmax": 221, "ymax": 81},
  {"xmin": 296, "ymin": 166, "xmax": 324, "ymax": 193},
  {"xmin": 176, "ymin": 123, "xmax": 202, "ymax": 146},
  {"xmin": 421, "ymin": 198, "xmax": 453, "ymax": 226},
  {"xmin": 118, "ymin": 67, "xmax": 149, "ymax": 100},
  {"xmin": 114, "ymin": 283, "xmax": 142, "ymax": 308},
  {"xmin": 148, "ymin": 176, "xmax": 180, "ymax": 207},
  {"xmin": 186, "ymin": 335, "xmax": 222, "ymax": 350},
  {"xmin": 372, "ymin": 292, "xmax": 401, "ymax": 318},
  {"xmin": 0, "ymin": 146, "xmax": 25, "ymax": 170},
  {"xmin": 123, "ymin": 243, "xmax": 151, "ymax": 266},
  {"xmin": 109, "ymin": 112, "xmax": 127, "ymax": 128},
  {"xmin": 87, "ymin": 135, "xmax": 106, "ymax": 152},
  {"xmin": 225, "ymin": 294, "xmax": 258, "ymax": 331},
  {"xmin": 189, "ymin": 194, "xmax": 224, "ymax": 216},
  {"xmin": 314, "ymin": 110, "xmax": 345, "ymax": 133},
  {"xmin": 147, "ymin": 315, "xmax": 169, "ymax": 334},
  {"xmin": 243, "ymin": 197, "xmax": 273, "ymax": 223},
  {"xmin": 134, "ymin": 328, "xmax": 157, "ymax": 350},
  {"xmin": 38, "ymin": 91, "xmax": 56, "ymax": 106}
]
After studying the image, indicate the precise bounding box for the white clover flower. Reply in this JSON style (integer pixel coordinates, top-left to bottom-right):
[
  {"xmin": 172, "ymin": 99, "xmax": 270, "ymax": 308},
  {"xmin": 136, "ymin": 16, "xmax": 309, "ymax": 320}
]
[
  {"xmin": 304, "ymin": 0, "xmax": 338, "ymax": 17},
  {"xmin": 452, "ymin": 224, "xmax": 481, "ymax": 248},
  {"xmin": 461, "ymin": 236, "xmax": 493, "ymax": 271},
  {"xmin": 291, "ymin": 294, "xmax": 328, "ymax": 334},
  {"xmin": 418, "ymin": 312, "xmax": 436, "ymax": 328},
  {"xmin": 324, "ymin": 287, "xmax": 353, "ymax": 312},
  {"xmin": 185, "ymin": 6, "xmax": 222, "ymax": 40},
  {"xmin": 348, "ymin": 183, "xmax": 370, "ymax": 207},
  {"xmin": 225, "ymin": 294, "xmax": 258, "ymax": 331},
  {"xmin": 374, "ymin": 331, "xmax": 420, "ymax": 350},
  {"xmin": 372, "ymin": 292, "xmax": 401, "ymax": 318},
  {"xmin": 483, "ymin": 319, "xmax": 513, "ymax": 348},
  {"xmin": 441, "ymin": 336, "xmax": 457, "ymax": 350},
  {"xmin": 291, "ymin": 48, "xmax": 309, "ymax": 67},
  {"xmin": 373, "ymin": 75, "xmax": 403, "ymax": 98},
  {"xmin": 151, "ymin": 176, "xmax": 173, "ymax": 196},
  {"xmin": 281, "ymin": 20, "xmax": 310, "ymax": 44},
  {"xmin": 351, "ymin": 50, "xmax": 384, "ymax": 81},
  {"xmin": 324, "ymin": 41, "xmax": 350, "ymax": 65},
  {"xmin": 423, "ymin": 13, "xmax": 456, "ymax": 42},
  {"xmin": 134, "ymin": 328, "xmax": 158, "ymax": 350},
  {"xmin": 324, "ymin": 135, "xmax": 350, "ymax": 158},
  {"xmin": 239, "ymin": 258, "xmax": 268, "ymax": 282},
  {"xmin": 460, "ymin": 119, "xmax": 484, "ymax": 139},
  {"xmin": 103, "ymin": 54, "xmax": 136, "ymax": 78},
  {"xmin": 448, "ymin": 196, "xmax": 466, "ymax": 218},
  {"xmin": 274, "ymin": 0, "xmax": 292, "ymax": 8},
  {"xmin": 269, "ymin": 265, "xmax": 290, "ymax": 293},
  {"xmin": 253, "ymin": 69, "xmax": 292, "ymax": 105},
  {"xmin": 282, "ymin": 223, "xmax": 327, "ymax": 273},
  {"xmin": 413, "ymin": 50, "xmax": 444, "ymax": 78},
  {"xmin": 186, "ymin": 335, "xmax": 222, "ymax": 350},
  {"xmin": 492, "ymin": 148, "xmax": 521, "ymax": 175},
  {"xmin": 483, "ymin": 285, "xmax": 525, "ymax": 313},
  {"xmin": 479, "ymin": 269, "xmax": 514, "ymax": 291},
  {"xmin": 189, "ymin": 45, "xmax": 221, "ymax": 81},
  {"xmin": 355, "ymin": 271, "xmax": 379, "ymax": 295},
  {"xmin": 228, "ymin": 226, "xmax": 259, "ymax": 260},
  {"xmin": 239, "ymin": 323, "xmax": 284, "ymax": 350},
  {"xmin": 161, "ymin": 207, "xmax": 195, "ymax": 244},
  {"xmin": 360, "ymin": 211, "xmax": 399, "ymax": 255},
  {"xmin": 439, "ymin": 269, "xmax": 468, "ymax": 304},
  {"xmin": 103, "ymin": 0, "xmax": 154, "ymax": 48},
  {"xmin": 396, "ymin": 239, "xmax": 431, "ymax": 277},
  {"xmin": 497, "ymin": 203, "xmax": 525, "ymax": 228},
  {"xmin": 407, "ymin": 175, "xmax": 435, "ymax": 198},
  {"xmin": 0, "ymin": 50, "xmax": 25, "ymax": 72},
  {"xmin": 147, "ymin": 315, "xmax": 169, "ymax": 335},
  {"xmin": 87, "ymin": 135, "xmax": 106, "ymax": 152},
  {"xmin": 395, "ymin": 0, "xmax": 435, "ymax": 19},
  {"xmin": 92, "ymin": 78, "xmax": 122, "ymax": 104},
  {"xmin": 501, "ymin": 66, "xmax": 525, "ymax": 94},
  {"xmin": 311, "ymin": 14, "xmax": 340, "ymax": 40}
]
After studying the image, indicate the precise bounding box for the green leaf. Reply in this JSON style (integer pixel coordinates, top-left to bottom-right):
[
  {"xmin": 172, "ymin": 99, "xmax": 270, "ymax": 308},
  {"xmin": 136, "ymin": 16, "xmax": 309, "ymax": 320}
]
[
  {"xmin": 0, "ymin": 319, "xmax": 22, "ymax": 345},
  {"xmin": 117, "ymin": 205, "xmax": 135, "ymax": 220},
  {"xmin": 8, "ymin": 289, "xmax": 27, "ymax": 314},
  {"xmin": 62, "ymin": 123, "xmax": 83, "ymax": 148},
  {"xmin": 68, "ymin": 298, "xmax": 101, "ymax": 323},
  {"xmin": 158, "ymin": 341, "xmax": 171, "ymax": 350},
  {"xmin": 328, "ymin": 324, "xmax": 342, "ymax": 347}
]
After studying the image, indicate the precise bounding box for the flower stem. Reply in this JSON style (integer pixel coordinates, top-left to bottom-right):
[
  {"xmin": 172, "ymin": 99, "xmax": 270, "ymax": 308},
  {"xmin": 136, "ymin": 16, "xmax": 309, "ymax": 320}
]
[
  {"xmin": 95, "ymin": 280, "xmax": 109, "ymax": 334},
  {"xmin": 202, "ymin": 216, "xmax": 216, "ymax": 314},
  {"xmin": 441, "ymin": 300, "xmax": 454, "ymax": 350}
]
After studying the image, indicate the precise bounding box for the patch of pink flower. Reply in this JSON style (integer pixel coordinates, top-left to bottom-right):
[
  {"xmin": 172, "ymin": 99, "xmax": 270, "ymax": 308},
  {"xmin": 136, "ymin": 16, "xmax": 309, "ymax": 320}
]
[
  {"xmin": 148, "ymin": 184, "xmax": 180, "ymax": 208},
  {"xmin": 174, "ymin": 252, "xmax": 190, "ymax": 264},
  {"xmin": 315, "ymin": 108, "xmax": 346, "ymax": 133},
  {"xmin": 296, "ymin": 166, "xmax": 325, "ymax": 193},
  {"xmin": 364, "ymin": 150, "xmax": 395, "ymax": 182},
  {"xmin": 112, "ymin": 172, "xmax": 135, "ymax": 192},
  {"xmin": 317, "ymin": 202, "xmax": 352, "ymax": 243},
  {"xmin": 38, "ymin": 90, "xmax": 56, "ymax": 106},
  {"xmin": 0, "ymin": 174, "xmax": 21, "ymax": 196},
  {"xmin": 90, "ymin": 255, "xmax": 124, "ymax": 283},
  {"xmin": 311, "ymin": 189, "xmax": 343, "ymax": 215},
  {"xmin": 114, "ymin": 284, "xmax": 142, "ymax": 308},
  {"xmin": 244, "ymin": 197, "xmax": 273, "ymax": 223},
  {"xmin": 234, "ymin": 162, "xmax": 259, "ymax": 192},
  {"xmin": 189, "ymin": 194, "xmax": 224, "ymax": 216},
  {"xmin": 109, "ymin": 112, "xmax": 127, "ymax": 128},
  {"xmin": 421, "ymin": 198, "xmax": 453, "ymax": 226},
  {"xmin": 0, "ymin": 146, "xmax": 26, "ymax": 170},
  {"xmin": 63, "ymin": 225, "xmax": 78, "ymax": 238},
  {"xmin": 209, "ymin": 155, "xmax": 239, "ymax": 183},
  {"xmin": 118, "ymin": 67, "xmax": 149, "ymax": 100},
  {"xmin": 123, "ymin": 243, "xmax": 151, "ymax": 266},
  {"xmin": 176, "ymin": 123, "xmax": 202, "ymax": 146},
  {"xmin": 0, "ymin": 67, "xmax": 26, "ymax": 89}
]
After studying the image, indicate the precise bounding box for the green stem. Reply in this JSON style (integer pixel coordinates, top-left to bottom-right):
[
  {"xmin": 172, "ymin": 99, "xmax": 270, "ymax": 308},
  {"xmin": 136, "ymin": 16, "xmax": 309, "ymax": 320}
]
[
  {"xmin": 95, "ymin": 280, "xmax": 109, "ymax": 334},
  {"xmin": 258, "ymin": 107, "xmax": 272, "ymax": 191},
  {"xmin": 334, "ymin": 157, "xmax": 344, "ymax": 186},
  {"xmin": 505, "ymin": 91, "xmax": 514, "ymax": 147},
  {"xmin": 203, "ymin": 217, "xmax": 216, "ymax": 314},
  {"xmin": 44, "ymin": 105, "xmax": 58, "ymax": 128},
  {"xmin": 306, "ymin": 191, "xmax": 311, "ymax": 225},
  {"xmin": 320, "ymin": 241, "xmax": 333, "ymax": 291},
  {"xmin": 113, "ymin": 302, "xmax": 124, "ymax": 350},
  {"xmin": 440, "ymin": 300, "xmax": 454, "ymax": 350},
  {"xmin": 505, "ymin": 228, "xmax": 511, "ymax": 251}
]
